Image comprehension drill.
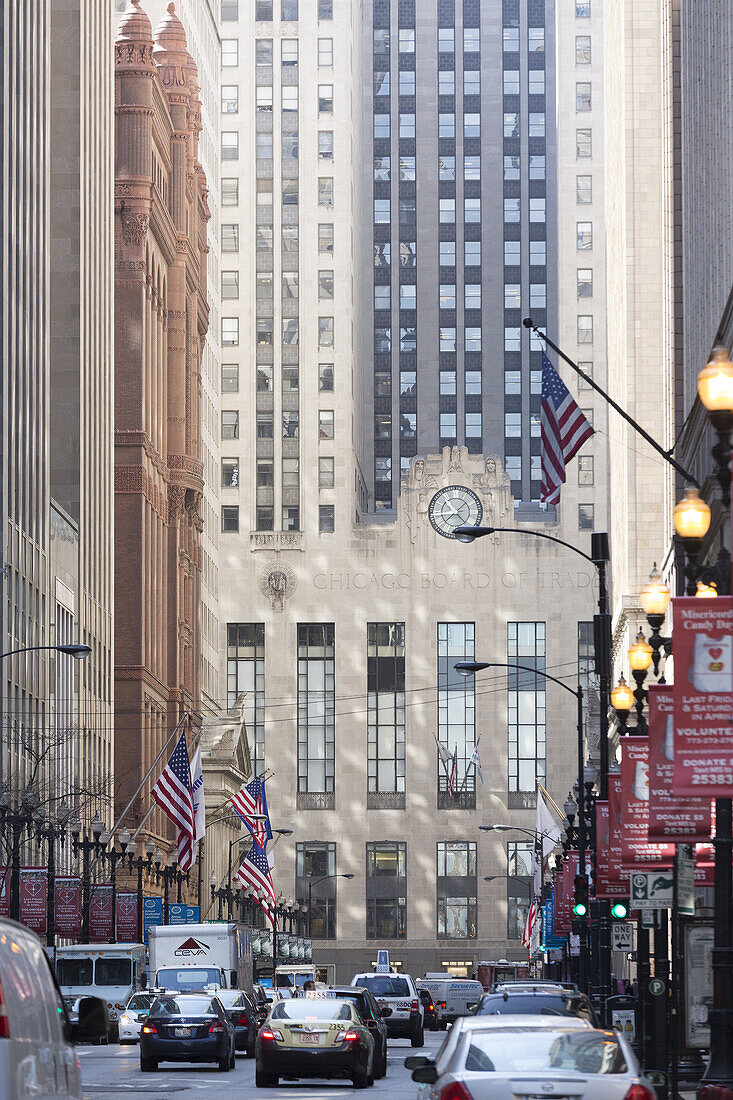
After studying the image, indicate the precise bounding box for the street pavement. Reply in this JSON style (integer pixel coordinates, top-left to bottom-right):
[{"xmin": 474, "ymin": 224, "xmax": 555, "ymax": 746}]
[{"xmin": 79, "ymin": 1029, "xmax": 443, "ymax": 1099}]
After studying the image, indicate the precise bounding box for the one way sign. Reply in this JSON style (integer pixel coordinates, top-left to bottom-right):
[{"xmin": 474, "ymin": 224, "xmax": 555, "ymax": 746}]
[{"xmin": 612, "ymin": 923, "xmax": 633, "ymax": 951}]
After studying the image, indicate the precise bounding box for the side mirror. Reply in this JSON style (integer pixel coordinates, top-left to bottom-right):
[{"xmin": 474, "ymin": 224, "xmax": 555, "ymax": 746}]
[
  {"xmin": 467, "ymin": 1002, "xmax": 478, "ymax": 1011},
  {"xmin": 412, "ymin": 1065, "xmax": 439, "ymax": 1084},
  {"xmin": 138, "ymin": 1015, "xmax": 148, "ymax": 1023},
  {"xmin": 380, "ymin": 1006, "xmax": 392, "ymax": 1018},
  {"xmin": 404, "ymin": 1055, "xmax": 430, "ymax": 1069}
]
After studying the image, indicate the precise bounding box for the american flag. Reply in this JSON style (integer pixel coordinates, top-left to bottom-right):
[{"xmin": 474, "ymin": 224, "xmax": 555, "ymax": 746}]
[
  {"xmin": 236, "ymin": 839, "xmax": 277, "ymax": 910},
  {"xmin": 151, "ymin": 731, "xmax": 196, "ymax": 871},
  {"xmin": 540, "ymin": 352, "xmax": 594, "ymax": 505},
  {"xmin": 231, "ymin": 776, "xmax": 272, "ymax": 847},
  {"xmin": 522, "ymin": 897, "xmax": 539, "ymax": 949}
]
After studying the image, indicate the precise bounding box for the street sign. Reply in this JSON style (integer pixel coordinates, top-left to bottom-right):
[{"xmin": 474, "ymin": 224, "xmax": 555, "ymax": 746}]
[
  {"xmin": 677, "ymin": 855, "xmax": 695, "ymax": 917},
  {"xmin": 630, "ymin": 871, "xmax": 674, "ymax": 910},
  {"xmin": 649, "ymin": 977, "xmax": 666, "ymax": 996},
  {"xmin": 612, "ymin": 922, "xmax": 633, "ymax": 951}
]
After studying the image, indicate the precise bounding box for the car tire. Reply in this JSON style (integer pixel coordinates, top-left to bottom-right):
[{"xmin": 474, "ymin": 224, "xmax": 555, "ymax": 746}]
[
  {"xmin": 140, "ymin": 1057, "xmax": 157, "ymax": 1072},
  {"xmin": 245, "ymin": 1042, "xmax": 255, "ymax": 1059},
  {"xmin": 352, "ymin": 1070, "xmax": 369, "ymax": 1089},
  {"xmin": 439, "ymin": 1020, "xmax": 448, "ymax": 1031},
  {"xmin": 410, "ymin": 1026, "xmax": 424, "ymax": 1048},
  {"xmin": 230, "ymin": 1048, "xmax": 236, "ymax": 1069},
  {"xmin": 255, "ymin": 1069, "xmax": 279, "ymax": 1087},
  {"xmin": 218, "ymin": 1052, "xmax": 231, "ymax": 1072}
]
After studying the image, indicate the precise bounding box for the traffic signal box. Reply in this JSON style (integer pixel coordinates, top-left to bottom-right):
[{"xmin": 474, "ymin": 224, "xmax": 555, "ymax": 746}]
[{"xmin": 573, "ymin": 873, "xmax": 589, "ymax": 918}]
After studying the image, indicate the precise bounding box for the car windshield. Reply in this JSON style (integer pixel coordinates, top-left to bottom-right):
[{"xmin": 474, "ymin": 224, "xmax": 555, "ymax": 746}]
[
  {"xmin": 271, "ymin": 1000, "xmax": 354, "ymax": 1021},
  {"xmin": 463, "ymin": 1029, "xmax": 627, "ymax": 1074},
  {"xmin": 477, "ymin": 994, "xmax": 594, "ymax": 1021},
  {"xmin": 127, "ymin": 994, "xmax": 154, "ymax": 1011},
  {"xmin": 152, "ymin": 997, "xmax": 218, "ymax": 1017},
  {"xmin": 156, "ymin": 967, "xmax": 221, "ymax": 991},
  {"xmin": 96, "ymin": 958, "xmax": 132, "ymax": 986},
  {"xmin": 355, "ymin": 976, "xmax": 410, "ymax": 997},
  {"xmin": 57, "ymin": 958, "xmax": 93, "ymax": 987},
  {"xmin": 216, "ymin": 991, "xmax": 244, "ymax": 1008}
]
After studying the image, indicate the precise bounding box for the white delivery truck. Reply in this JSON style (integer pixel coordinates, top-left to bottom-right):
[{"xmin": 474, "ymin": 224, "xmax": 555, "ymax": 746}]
[
  {"xmin": 416, "ymin": 974, "xmax": 485, "ymax": 1029},
  {"xmin": 54, "ymin": 943, "xmax": 147, "ymax": 1040},
  {"xmin": 148, "ymin": 922, "xmax": 252, "ymax": 993}
]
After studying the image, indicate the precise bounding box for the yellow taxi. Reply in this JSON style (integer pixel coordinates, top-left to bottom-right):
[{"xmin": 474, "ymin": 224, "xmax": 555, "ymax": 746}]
[{"xmin": 255, "ymin": 991, "xmax": 375, "ymax": 1089}]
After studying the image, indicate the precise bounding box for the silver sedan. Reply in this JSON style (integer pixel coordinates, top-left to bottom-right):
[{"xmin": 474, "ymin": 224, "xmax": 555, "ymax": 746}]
[{"xmin": 406, "ymin": 1016, "xmax": 656, "ymax": 1100}]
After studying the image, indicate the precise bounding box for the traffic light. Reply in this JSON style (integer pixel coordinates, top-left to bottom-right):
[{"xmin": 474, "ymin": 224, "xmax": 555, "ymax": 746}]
[
  {"xmin": 573, "ymin": 873, "xmax": 589, "ymax": 917},
  {"xmin": 611, "ymin": 899, "xmax": 629, "ymax": 919}
]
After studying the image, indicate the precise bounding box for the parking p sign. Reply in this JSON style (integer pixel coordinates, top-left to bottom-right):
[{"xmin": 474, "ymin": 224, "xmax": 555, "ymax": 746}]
[{"xmin": 630, "ymin": 871, "xmax": 674, "ymax": 910}]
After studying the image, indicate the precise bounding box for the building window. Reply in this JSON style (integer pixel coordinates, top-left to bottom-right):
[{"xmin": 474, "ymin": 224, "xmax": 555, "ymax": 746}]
[
  {"xmin": 577, "ymin": 222, "xmax": 593, "ymax": 250},
  {"xmin": 530, "ymin": 284, "xmax": 546, "ymax": 308},
  {"xmin": 227, "ymin": 624, "xmax": 265, "ymax": 773},
  {"xmin": 528, "ymin": 27, "xmax": 545, "ymax": 52},
  {"xmin": 507, "ymin": 842, "xmax": 532, "ymax": 940},
  {"xmin": 400, "ymin": 156, "xmax": 416, "ymax": 180},
  {"xmin": 319, "ymin": 178, "xmax": 334, "ymax": 206},
  {"xmin": 464, "ymin": 197, "xmax": 481, "ymax": 223},
  {"xmin": 221, "ymin": 132, "xmax": 239, "ymax": 159},
  {"xmin": 530, "ymin": 240, "xmax": 546, "ymax": 266},
  {"xmin": 464, "ymin": 70, "xmax": 480, "ymax": 95},
  {"xmin": 282, "ymin": 318, "xmax": 299, "ymax": 345},
  {"xmin": 503, "ymin": 27, "xmax": 519, "ymax": 51},
  {"xmin": 504, "ymin": 70, "xmax": 519, "ymax": 95},
  {"xmin": 256, "ymin": 132, "xmax": 273, "ymax": 158},
  {"xmin": 400, "ymin": 412, "xmax": 416, "ymax": 439},
  {"xmin": 255, "ymin": 0, "xmax": 272, "ymax": 16},
  {"xmin": 465, "ymin": 328, "xmax": 481, "ymax": 352},
  {"xmin": 507, "ymin": 622, "xmax": 546, "ymax": 793},
  {"xmin": 400, "ymin": 284, "xmax": 416, "ymax": 310},
  {"xmin": 318, "ymin": 84, "xmax": 333, "ymax": 113},
  {"xmin": 577, "ymin": 315, "xmax": 594, "ymax": 344},
  {"xmin": 439, "ymin": 114, "xmax": 455, "ymax": 139},
  {"xmin": 221, "ymin": 364, "xmax": 239, "ymax": 393},
  {"xmin": 440, "ymin": 371, "xmax": 457, "ymax": 396},
  {"xmin": 439, "ymin": 198, "xmax": 456, "ymax": 223},
  {"xmin": 464, "ymin": 26, "xmax": 480, "ymax": 51},
  {"xmin": 577, "ymin": 175, "xmax": 592, "ymax": 204},
  {"xmin": 399, "ymin": 325, "xmax": 416, "ymax": 351},
  {"xmin": 464, "ymin": 113, "xmax": 480, "ymax": 138},
  {"xmin": 400, "ymin": 113, "xmax": 416, "ymax": 138},
  {"xmin": 465, "ymin": 241, "xmax": 481, "ymax": 266},
  {"xmin": 529, "ymin": 70, "xmax": 545, "ymax": 95},
  {"xmin": 437, "ymin": 624, "xmax": 475, "ymax": 799},
  {"xmin": 367, "ymin": 842, "xmax": 407, "ymax": 938},
  {"xmin": 440, "ymin": 284, "xmax": 456, "ymax": 310},
  {"xmin": 318, "ymin": 363, "xmax": 334, "ymax": 393},
  {"xmin": 297, "ymin": 625, "xmax": 335, "ymax": 795},
  {"xmin": 440, "ymin": 412, "xmax": 456, "ymax": 439},
  {"xmin": 367, "ymin": 623, "xmax": 406, "ymax": 797},
  {"xmin": 400, "ymin": 371, "xmax": 416, "ymax": 396},
  {"xmin": 576, "ymin": 1, "xmax": 590, "ymax": 16},
  {"xmin": 318, "ymin": 317, "xmax": 334, "ymax": 347},
  {"xmin": 282, "ymin": 457, "xmax": 300, "ymax": 492},
  {"xmin": 578, "ymin": 455, "xmax": 594, "ymax": 486},
  {"xmin": 576, "ymin": 82, "xmax": 592, "ymax": 111},
  {"xmin": 319, "ymin": 224, "xmax": 334, "ymax": 255},
  {"xmin": 577, "ymin": 269, "xmax": 593, "ymax": 298},
  {"xmin": 222, "ymin": 180, "xmax": 239, "ymax": 207},
  {"xmin": 578, "ymin": 361, "xmax": 594, "ymax": 389},
  {"xmin": 576, "ymin": 35, "xmax": 591, "ymax": 64},
  {"xmin": 256, "ymin": 413, "xmax": 273, "ymax": 439},
  {"xmin": 465, "ymin": 371, "xmax": 481, "ymax": 395},
  {"xmin": 530, "ymin": 155, "xmax": 546, "ymax": 179},
  {"xmin": 576, "ymin": 128, "xmax": 592, "ymax": 157},
  {"xmin": 465, "ymin": 284, "xmax": 481, "ymax": 310},
  {"xmin": 437, "ymin": 842, "xmax": 477, "ymax": 939},
  {"xmin": 221, "ymin": 271, "xmax": 239, "ymax": 299},
  {"xmin": 504, "ymin": 112, "xmax": 519, "ymax": 138},
  {"xmin": 318, "ymin": 131, "xmax": 333, "ymax": 160},
  {"xmin": 318, "ymin": 0, "xmax": 332, "ymax": 17},
  {"xmin": 222, "ymin": 84, "xmax": 239, "ymax": 113},
  {"xmin": 505, "ymin": 327, "xmax": 521, "ymax": 352},
  {"xmin": 281, "ymin": 86, "xmax": 298, "ymax": 112},
  {"xmin": 529, "ymin": 113, "xmax": 545, "ymax": 137},
  {"xmin": 504, "ymin": 198, "xmax": 520, "ymax": 223},
  {"xmin": 319, "ymin": 504, "xmax": 335, "ymax": 532},
  {"xmin": 466, "ymin": 412, "xmax": 482, "ymax": 439},
  {"xmin": 400, "ymin": 70, "xmax": 416, "ymax": 95},
  {"xmin": 221, "ymin": 38, "xmax": 238, "ymax": 66},
  {"xmin": 221, "ymin": 0, "xmax": 239, "ymax": 17},
  {"xmin": 579, "ymin": 503, "xmax": 595, "ymax": 529},
  {"xmin": 320, "ymin": 270, "xmax": 334, "ymax": 301},
  {"xmin": 222, "ymin": 458, "xmax": 239, "ymax": 488},
  {"xmin": 221, "ymin": 506, "xmax": 239, "ymax": 532},
  {"xmin": 529, "ymin": 198, "xmax": 546, "ymax": 223},
  {"xmin": 440, "ymin": 327, "xmax": 456, "ymax": 352},
  {"xmin": 318, "ymin": 37, "xmax": 333, "ymax": 65},
  {"xmin": 438, "ymin": 70, "xmax": 455, "ymax": 97},
  {"xmin": 296, "ymin": 843, "xmax": 337, "ymax": 938},
  {"xmin": 222, "ymin": 410, "xmax": 239, "ymax": 440},
  {"xmin": 319, "ymin": 457, "xmax": 334, "ymax": 488},
  {"xmin": 283, "ymin": 505, "xmax": 300, "ymax": 531},
  {"xmin": 505, "ymin": 284, "xmax": 521, "ymax": 309},
  {"xmin": 281, "ymin": 0, "xmax": 297, "ymax": 18},
  {"xmin": 374, "ymin": 197, "xmax": 390, "ymax": 223},
  {"xmin": 319, "ymin": 410, "xmax": 334, "ymax": 440}
]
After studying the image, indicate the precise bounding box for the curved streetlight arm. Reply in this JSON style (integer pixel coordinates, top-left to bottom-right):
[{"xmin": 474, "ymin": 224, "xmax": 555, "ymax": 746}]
[
  {"xmin": 479, "ymin": 825, "xmax": 558, "ymax": 843},
  {"xmin": 456, "ymin": 661, "xmax": 581, "ymax": 701},
  {"xmin": 484, "ymin": 875, "xmax": 533, "ymax": 900},
  {"xmin": 0, "ymin": 643, "xmax": 91, "ymax": 660},
  {"xmin": 454, "ymin": 526, "xmax": 596, "ymax": 566}
]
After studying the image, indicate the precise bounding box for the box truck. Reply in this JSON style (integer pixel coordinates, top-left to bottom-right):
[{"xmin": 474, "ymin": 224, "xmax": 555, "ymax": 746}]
[
  {"xmin": 148, "ymin": 922, "xmax": 252, "ymax": 992},
  {"xmin": 54, "ymin": 943, "xmax": 147, "ymax": 1039}
]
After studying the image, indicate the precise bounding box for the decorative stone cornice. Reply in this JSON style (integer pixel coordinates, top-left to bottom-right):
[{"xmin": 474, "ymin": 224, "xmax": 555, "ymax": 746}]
[{"xmin": 120, "ymin": 211, "xmax": 150, "ymax": 247}]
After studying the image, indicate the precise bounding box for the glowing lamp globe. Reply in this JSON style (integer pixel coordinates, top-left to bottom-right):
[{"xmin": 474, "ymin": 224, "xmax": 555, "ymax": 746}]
[
  {"xmin": 674, "ymin": 487, "xmax": 711, "ymax": 541},
  {"xmin": 639, "ymin": 565, "xmax": 670, "ymax": 619},
  {"xmin": 698, "ymin": 346, "xmax": 733, "ymax": 426},
  {"xmin": 628, "ymin": 631, "xmax": 653, "ymax": 672},
  {"xmin": 695, "ymin": 580, "xmax": 718, "ymax": 599},
  {"xmin": 611, "ymin": 675, "xmax": 634, "ymax": 713}
]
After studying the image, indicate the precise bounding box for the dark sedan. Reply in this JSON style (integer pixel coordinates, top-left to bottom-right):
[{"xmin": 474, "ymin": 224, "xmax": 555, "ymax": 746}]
[
  {"xmin": 139, "ymin": 993, "xmax": 236, "ymax": 1072},
  {"xmin": 215, "ymin": 989, "xmax": 257, "ymax": 1056},
  {"xmin": 252, "ymin": 983, "xmax": 271, "ymax": 1027},
  {"xmin": 419, "ymin": 989, "xmax": 439, "ymax": 1031},
  {"xmin": 328, "ymin": 985, "xmax": 389, "ymax": 1078},
  {"xmin": 474, "ymin": 989, "xmax": 600, "ymax": 1027}
]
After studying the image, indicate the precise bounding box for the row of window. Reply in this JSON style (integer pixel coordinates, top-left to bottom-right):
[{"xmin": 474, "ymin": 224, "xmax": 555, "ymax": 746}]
[
  {"xmin": 372, "ymin": 26, "xmax": 481, "ymax": 54},
  {"xmin": 222, "ymin": 316, "xmax": 335, "ymax": 348},
  {"xmin": 221, "ymin": 0, "xmax": 334, "ymax": 24}
]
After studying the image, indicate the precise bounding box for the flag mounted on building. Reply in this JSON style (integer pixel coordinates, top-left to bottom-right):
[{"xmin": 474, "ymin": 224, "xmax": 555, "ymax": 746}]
[
  {"xmin": 236, "ymin": 839, "xmax": 277, "ymax": 914},
  {"xmin": 230, "ymin": 775, "xmax": 273, "ymax": 847},
  {"xmin": 151, "ymin": 731, "xmax": 196, "ymax": 871},
  {"xmin": 532, "ymin": 783, "xmax": 563, "ymax": 897},
  {"xmin": 522, "ymin": 897, "xmax": 539, "ymax": 949},
  {"xmin": 470, "ymin": 739, "xmax": 483, "ymax": 785},
  {"xmin": 540, "ymin": 351, "xmax": 594, "ymax": 505},
  {"xmin": 447, "ymin": 750, "xmax": 458, "ymax": 796},
  {"xmin": 189, "ymin": 745, "xmax": 206, "ymax": 865}
]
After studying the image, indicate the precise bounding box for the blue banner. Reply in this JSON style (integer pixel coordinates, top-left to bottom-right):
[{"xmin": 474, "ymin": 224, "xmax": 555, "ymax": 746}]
[
  {"xmin": 143, "ymin": 896, "xmax": 163, "ymax": 943},
  {"xmin": 167, "ymin": 903, "xmax": 201, "ymax": 926},
  {"xmin": 541, "ymin": 895, "xmax": 566, "ymax": 950}
]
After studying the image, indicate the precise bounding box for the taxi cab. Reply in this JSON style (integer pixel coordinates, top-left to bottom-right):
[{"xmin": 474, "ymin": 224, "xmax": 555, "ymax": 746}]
[{"xmin": 255, "ymin": 991, "xmax": 375, "ymax": 1089}]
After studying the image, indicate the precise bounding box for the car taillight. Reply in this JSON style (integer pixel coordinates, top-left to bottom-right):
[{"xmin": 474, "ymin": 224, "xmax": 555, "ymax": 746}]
[
  {"xmin": 439, "ymin": 1083, "xmax": 474, "ymax": 1100},
  {"xmin": 236, "ymin": 1013, "xmax": 250, "ymax": 1027},
  {"xmin": 141, "ymin": 1025, "xmax": 157, "ymax": 1035},
  {"xmin": 441, "ymin": 1001, "xmax": 447, "ymax": 1009},
  {"xmin": 624, "ymin": 1086, "xmax": 655, "ymax": 1100},
  {"xmin": 0, "ymin": 978, "xmax": 8, "ymax": 1039},
  {"xmin": 260, "ymin": 1028, "xmax": 283, "ymax": 1042},
  {"xmin": 410, "ymin": 999, "xmax": 419, "ymax": 1013},
  {"xmin": 336, "ymin": 1030, "xmax": 360, "ymax": 1042},
  {"xmin": 208, "ymin": 1022, "xmax": 225, "ymax": 1034}
]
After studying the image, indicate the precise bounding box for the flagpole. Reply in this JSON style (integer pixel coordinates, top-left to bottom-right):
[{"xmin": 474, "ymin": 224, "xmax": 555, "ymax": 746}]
[
  {"xmin": 457, "ymin": 735, "xmax": 481, "ymax": 796},
  {"xmin": 108, "ymin": 711, "xmax": 189, "ymax": 841}
]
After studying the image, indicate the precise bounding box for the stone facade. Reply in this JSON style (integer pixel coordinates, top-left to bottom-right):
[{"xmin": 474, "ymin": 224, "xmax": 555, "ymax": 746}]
[{"xmin": 114, "ymin": 0, "xmax": 210, "ymax": 842}]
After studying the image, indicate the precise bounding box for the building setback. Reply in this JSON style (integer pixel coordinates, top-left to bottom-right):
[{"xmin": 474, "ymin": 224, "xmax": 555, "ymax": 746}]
[{"xmin": 114, "ymin": 0, "xmax": 210, "ymax": 837}]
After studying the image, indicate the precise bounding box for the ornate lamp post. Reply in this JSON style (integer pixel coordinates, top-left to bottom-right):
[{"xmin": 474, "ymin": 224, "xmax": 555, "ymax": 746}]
[
  {"xmin": 35, "ymin": 800, "xmax": 71, "ymax": 947},
  {"xmin": 640, "ymin": 566, "xmax": 672, "ymax": 678},
  {"xmin": 71, "ymin": 813, "xmax": 105, "ymax": 941},
  {"xmin": 126, "ymin": 835, "xmax": 155, "ymax": 942},
  {"xmin": 627, "ymin": 631, "xmax": 653, "ymax": 734}
]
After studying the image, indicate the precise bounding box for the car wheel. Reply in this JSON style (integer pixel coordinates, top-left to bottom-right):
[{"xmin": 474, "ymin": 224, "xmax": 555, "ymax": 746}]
[
  {"xmin": 230, "ymin": 1047, "xmax": 236, "ymax": 1069},
  {"xmin": 381, "ymin": 1048, "xmax": 388, "ymax": 1077},
  {"xmin": 352, "ymin": 1069, "xmax": 369, "ymax": 1089},
  {"xmin": 140, "ymin": 1057, "xmax": 157, "ymax": 1072},
  {"xmin": 218, "ymin": 1052, "xmax": 231, "ymax": 1072},
  {"xmin": 255, "ymin": 1069, "xmax": 279, "ymax": 1087},
  {"xmin": 410, "ymin": 1026, "xmax": 424, "ymax": 1048},
  {"xmin": 439, "ymin": 1020, "xmax": 448, "ymax": 1031},
  {"xmin": 245, "ymin": 1042, "xmax": 255, "ymax": 1059}
]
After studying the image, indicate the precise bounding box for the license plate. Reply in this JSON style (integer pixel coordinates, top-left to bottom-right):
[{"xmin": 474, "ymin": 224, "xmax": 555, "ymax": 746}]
[
  {"xmin": 174, "ymin": 1027, "xmax": 192, "ymax": 1037},
  {"xmin": 299, "ymin": 1034, "xmax": 320, "ymax": 1044}
]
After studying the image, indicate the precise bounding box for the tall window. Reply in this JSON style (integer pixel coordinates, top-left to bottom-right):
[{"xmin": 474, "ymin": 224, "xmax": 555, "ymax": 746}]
[
  {"xmin": 296, "ymin": 842, "xmax": 337, "ymax": 938},
  {"xmin": 366, "ymin": 842, "xmax": 407, "ymax": 939},
  {"xmin": 297, "ymin": 625, "xmax": 335, "ymax": 804},
  {"xmin": 437, "ymin": 624, "xmax": 476, "ymax": 808},
  {"xmin": 367, "ymin": 624, "xmax": 406, "ymax": 808},
  {"xmin": 507, "ymin": 622, "xmax": 546, "ymax": 794},
  {"xmin": 437, "ymin": 842, "xmax": 477, "ymax": 939},
  {"xmin": 227, "ymin": 624, "xmax": 265, "ymax": 774},
  {"xmin": 507, "ymin": 841, "xmax": 532, "ymax": 939}
]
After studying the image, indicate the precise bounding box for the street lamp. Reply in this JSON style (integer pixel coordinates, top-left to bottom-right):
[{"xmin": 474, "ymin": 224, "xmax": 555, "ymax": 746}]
[
  {"xmin": 306, "ymin": 873, "xmax": 354, "ymax": 940},
  {"xmin": 674, "ymin": 487, "xmax": 712, "ymax": 595},
  {"xmin": 71, "ymin": 813, "xmax": 106, "ymax": 941},
  {"xmin": 627, "ymin": 631, "xmax": 653, "ymax": 733},
  {"xmin": 126, "ymin": 835, "xmax": 155, "ymax": 942},
  {"xmin": 0, "ymin": 642, "xmax": 92, "ymax": 660},
  {"xmin": 610, "ymin": 675, "xmax": 634, "ymax": 736},
  {"xmin": 456, "ymin": 660, "xmax": 590, "ymax": 993},
  {"xmin": 698, "ymin": 344, "xmax": 733, "ymax": 507},
  {"xmin": 640, "ymin": 566, "xmax": 672, "ymax": 678}
]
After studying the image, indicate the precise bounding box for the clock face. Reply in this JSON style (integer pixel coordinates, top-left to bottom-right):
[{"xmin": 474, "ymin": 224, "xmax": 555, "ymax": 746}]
[{"xmin": 428, "ymin": 485, "xmax": 483, "ymax": 538}]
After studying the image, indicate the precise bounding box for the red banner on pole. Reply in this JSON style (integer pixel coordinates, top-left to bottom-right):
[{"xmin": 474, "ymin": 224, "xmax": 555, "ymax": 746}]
[
  {"xmin": 619, "ymin": 740, "xmax": 674, "ymax": 867},
  {"xmin": 0, "ymin": 869, "xmax": 9, "ymax": 917},
  {"xmin": 20, "ymin": 868, "xmax": 47, "ymax": 933},
  {"xmin": 89, "ymin": 884, "xmax": 114, "ymax": 943},
  {"xmin": 648, "ymin": 685, "xmax": 712, "ymax": 841},
  {"xmin": 54, "ymin": 876, "xmax": 82, "ymax": 937},
  {"xmin": 553, "ymin": 851, "xmax": 576, "ymax": 935},
  {"xmin": 608, "ymin": 774, "xmax": 628, "ymax": 885},
  {"xmin": 116, "ymin": 892, "xmax": 138, "ymax": 943},
  {"xmin": 672, "ymin": 596, "xmax": 733, "ymax": 795},
  {"xmin": 594, "ymin": 801, "xmax": 628, "ymax": 898}
]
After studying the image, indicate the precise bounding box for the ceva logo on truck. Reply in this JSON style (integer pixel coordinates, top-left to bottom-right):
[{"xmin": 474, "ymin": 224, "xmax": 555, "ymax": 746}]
[{"xmin": 174, "ymin": 937, "xmax": 210, "ymax": 957}]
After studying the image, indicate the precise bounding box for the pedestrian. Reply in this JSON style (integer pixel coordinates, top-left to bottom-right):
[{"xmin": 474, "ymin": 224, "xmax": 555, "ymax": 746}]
[{"xmin": 303, "ymin": 980, "xmax": 316, "ymax": 991}]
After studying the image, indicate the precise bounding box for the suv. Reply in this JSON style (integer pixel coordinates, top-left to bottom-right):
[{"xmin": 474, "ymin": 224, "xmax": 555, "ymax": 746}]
[
  {"xmin": 474, "ymin": 987, "xmax": 600, "ymax": 1027},
  {"xmin": 328, "ymin": 985, "xmax": 389, "ymax": 1078},
  {"xmin": 351, "ymin": 972, "xmax": 424, "ymax": 1047}
]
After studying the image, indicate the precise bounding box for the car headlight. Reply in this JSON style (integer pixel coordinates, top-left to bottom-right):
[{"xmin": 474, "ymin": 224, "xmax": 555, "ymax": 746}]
[{"xmin": 120, "ymin": 1016, "xmax": 131, "ymax": 1025}]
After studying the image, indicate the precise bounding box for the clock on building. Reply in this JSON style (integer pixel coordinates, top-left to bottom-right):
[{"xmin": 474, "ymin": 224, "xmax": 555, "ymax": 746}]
[{"xmin": 428, "ymin": 485, "xmax": 483, "ymax": 538}]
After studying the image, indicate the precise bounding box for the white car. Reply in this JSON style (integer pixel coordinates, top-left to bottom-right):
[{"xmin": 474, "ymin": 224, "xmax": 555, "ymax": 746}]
[
  {"xmin": 118, "ymin": 992, "xmax": 156, "ymax": 1044},
  {"xmin": 351, "ymin": 971, "xmax": 425, "ymax": 1046}
]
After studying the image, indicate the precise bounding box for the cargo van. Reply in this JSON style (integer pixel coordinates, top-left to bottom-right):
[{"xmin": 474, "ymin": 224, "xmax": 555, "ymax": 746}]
[
  {"xmin": 0, "ymin": 917, "xmax": 105, "ymax": 1100},
  {"xmin": 415, "ymin": 976, "xmax": 485, "ymax": 1028}
]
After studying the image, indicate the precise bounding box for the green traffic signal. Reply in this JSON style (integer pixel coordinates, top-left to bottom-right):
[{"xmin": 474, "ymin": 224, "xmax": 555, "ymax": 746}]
[
  {"xmin": 572, "ymin": 900, "xmax": 588, "ymax": 917},
  {"xmin": 611, "ymin": 900, "xmax": 629, "ymax": 919}
]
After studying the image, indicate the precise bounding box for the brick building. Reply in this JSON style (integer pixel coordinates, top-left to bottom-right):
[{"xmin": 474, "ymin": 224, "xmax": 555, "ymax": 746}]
[{"xmin": 114, "ymin": 0, "xmax": 210, "ymax": 837}]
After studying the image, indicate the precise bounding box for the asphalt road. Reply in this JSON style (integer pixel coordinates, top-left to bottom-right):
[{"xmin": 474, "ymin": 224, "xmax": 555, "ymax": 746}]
[{"xmin": 79, "ymin": 1030, "xmax": 443, "ymax": 1100}]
